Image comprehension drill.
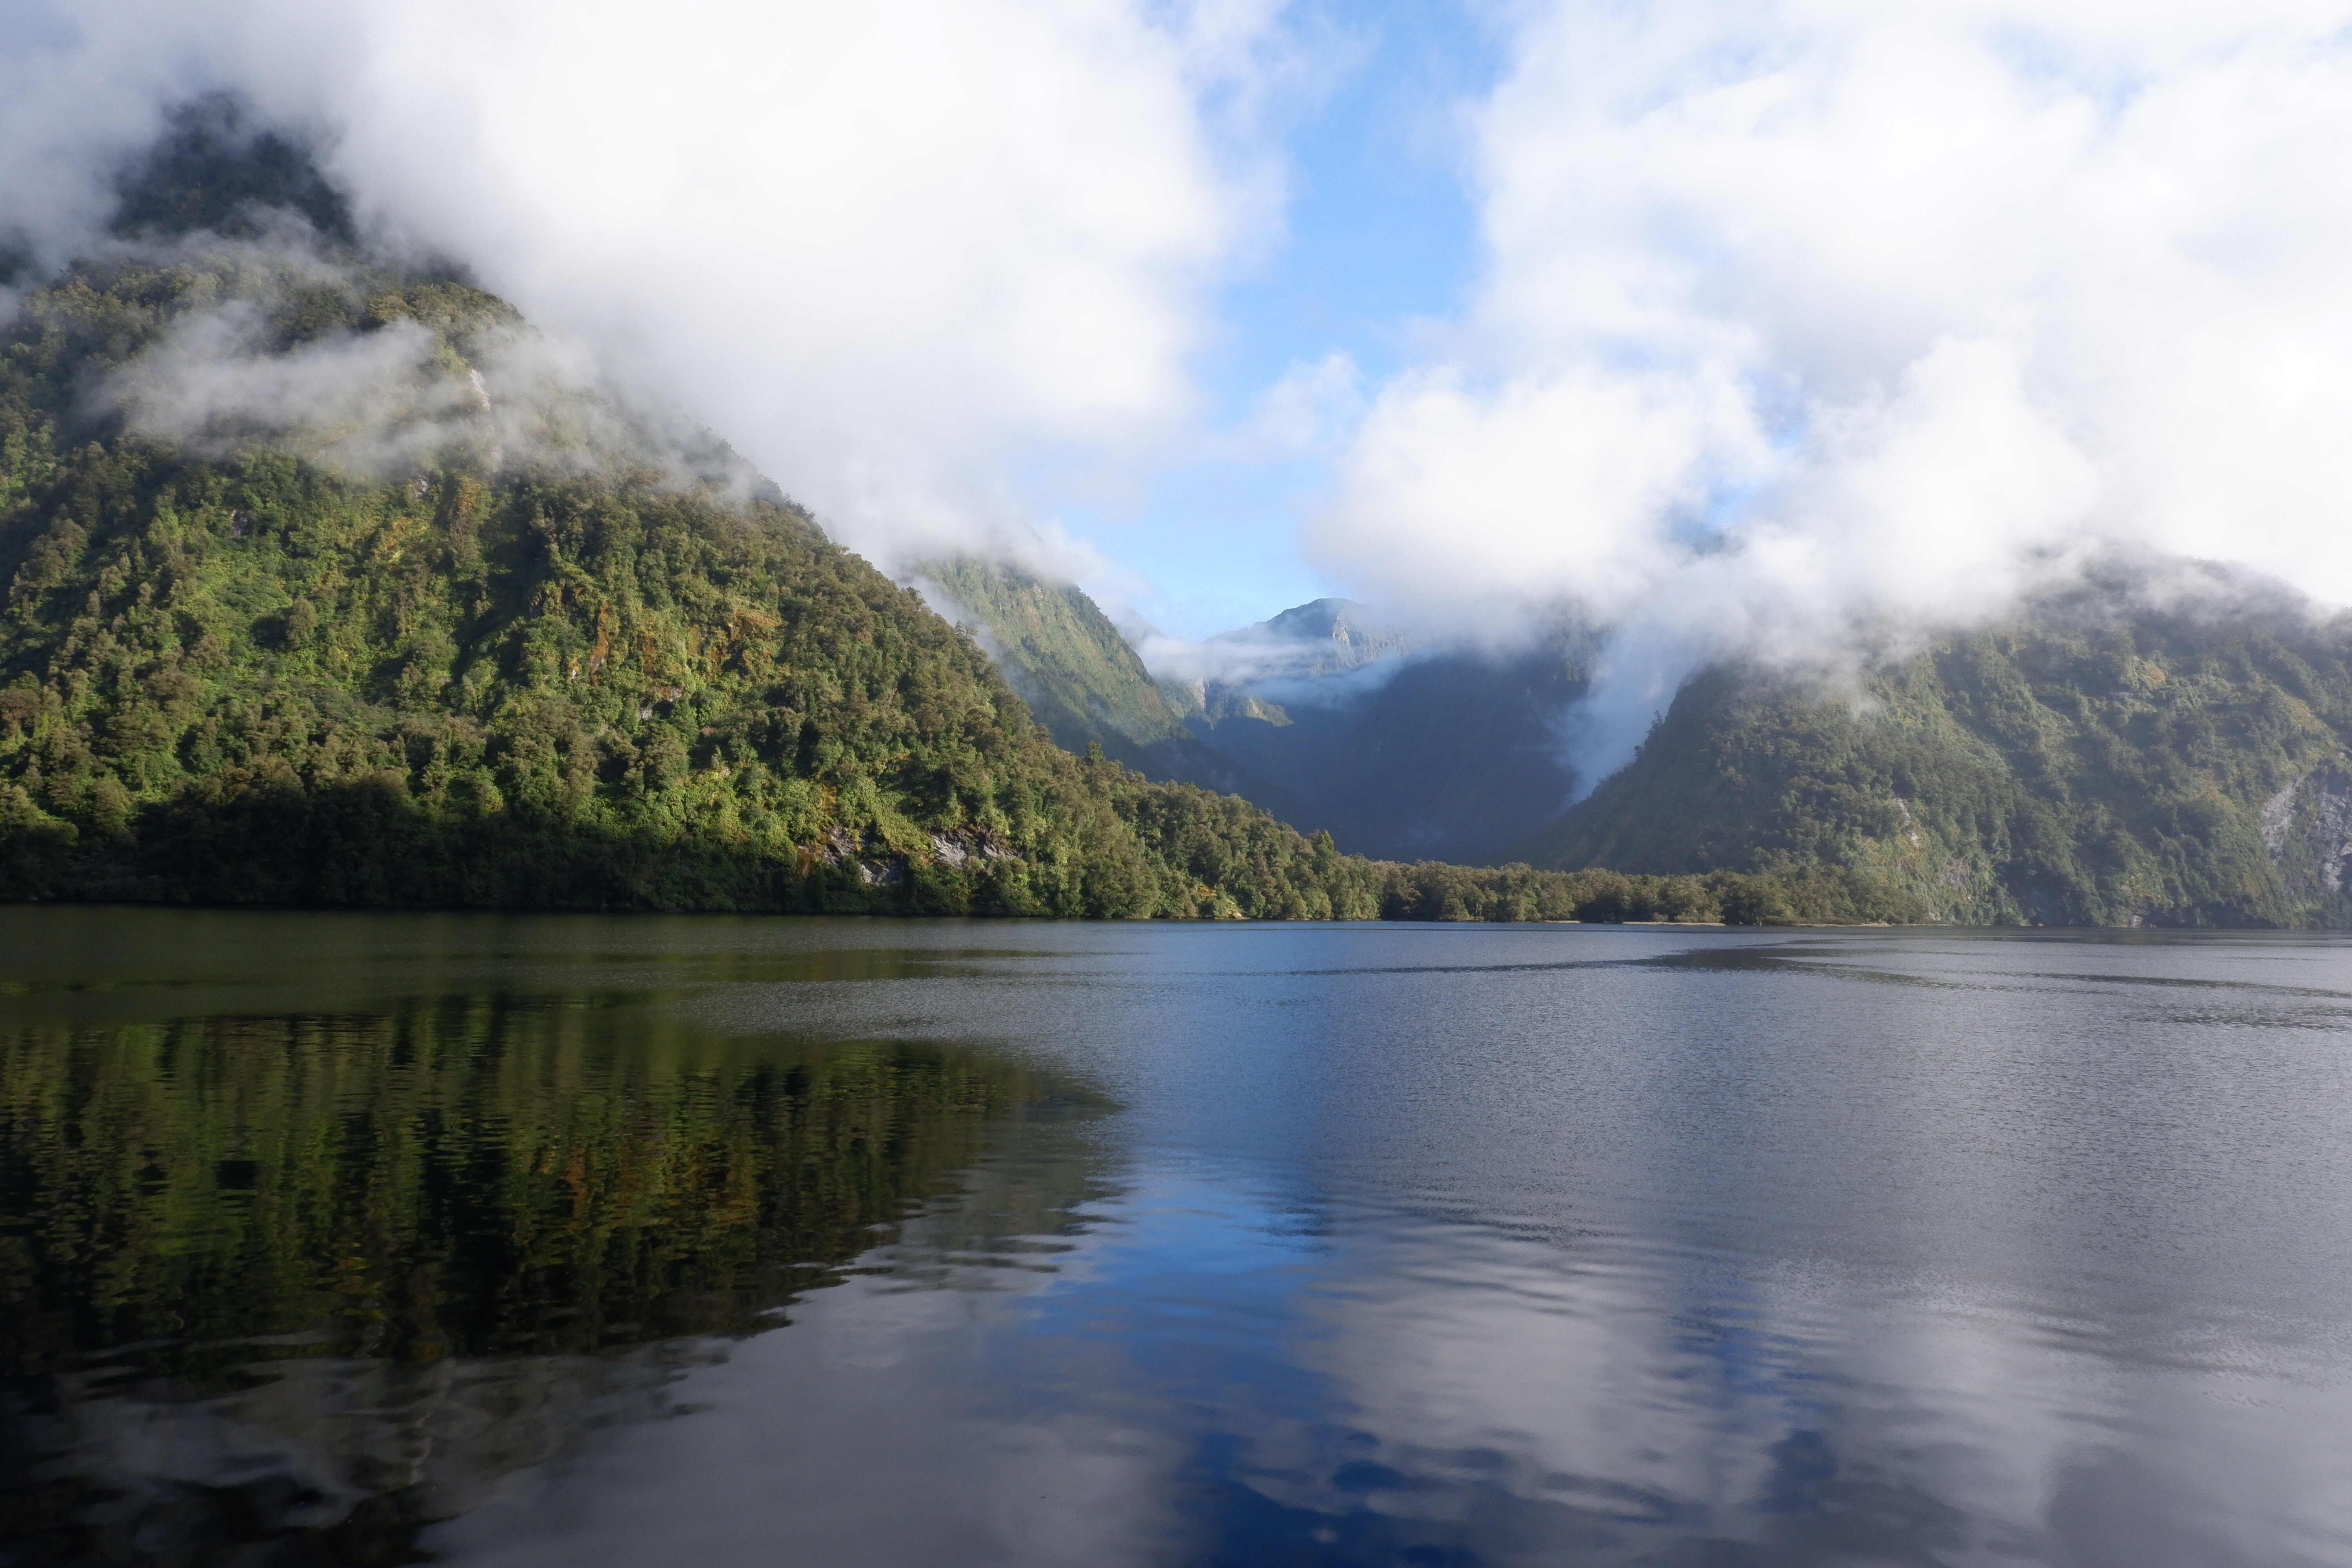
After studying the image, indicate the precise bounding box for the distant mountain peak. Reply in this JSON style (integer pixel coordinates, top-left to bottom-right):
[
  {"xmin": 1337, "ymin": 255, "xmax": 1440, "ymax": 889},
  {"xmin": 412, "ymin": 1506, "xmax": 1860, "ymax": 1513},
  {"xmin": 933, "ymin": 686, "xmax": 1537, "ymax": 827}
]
[
  {"xmin": 1259, "ymin": 597, "xmax": 1363, "ymax": 636},
  {"xmin": 1220, "ymin": 597, "xmax": 1411, "ymax": 678}
]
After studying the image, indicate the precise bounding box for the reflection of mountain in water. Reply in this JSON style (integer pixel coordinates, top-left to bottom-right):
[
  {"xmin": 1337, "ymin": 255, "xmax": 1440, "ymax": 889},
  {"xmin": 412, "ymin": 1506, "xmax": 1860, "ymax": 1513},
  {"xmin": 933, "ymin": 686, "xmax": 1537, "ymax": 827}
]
[{"xmin": 0, "ymin": 995, "xmax": 1103, "ymax": 1561}]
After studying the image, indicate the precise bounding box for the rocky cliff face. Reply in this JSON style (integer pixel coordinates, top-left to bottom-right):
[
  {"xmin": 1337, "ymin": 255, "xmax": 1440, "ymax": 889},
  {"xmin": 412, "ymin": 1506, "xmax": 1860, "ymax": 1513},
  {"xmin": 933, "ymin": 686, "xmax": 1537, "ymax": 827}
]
[{"xmin": 2260, "ymin": 759, "xmax": 2352, "ymax": 900}]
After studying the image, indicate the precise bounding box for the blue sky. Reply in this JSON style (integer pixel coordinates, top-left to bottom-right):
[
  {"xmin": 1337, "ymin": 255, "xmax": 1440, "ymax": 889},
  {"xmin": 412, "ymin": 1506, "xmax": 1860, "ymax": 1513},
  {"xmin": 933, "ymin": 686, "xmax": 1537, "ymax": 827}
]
[{"xmin": 1048, "ymin": 1, "xmax": 1507, "ymax": 639}]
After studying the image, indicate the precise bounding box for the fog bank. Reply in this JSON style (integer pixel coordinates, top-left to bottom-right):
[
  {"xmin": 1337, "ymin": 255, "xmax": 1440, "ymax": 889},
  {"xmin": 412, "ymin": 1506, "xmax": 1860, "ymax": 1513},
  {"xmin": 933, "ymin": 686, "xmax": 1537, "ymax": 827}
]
[
  {"xmin": 1314, "ymin": 0, "xmax": 2352, "ymax": 784},
  {"xmin": 0, "ymin": 0, "xmax": 1289, "ymax": 576}
]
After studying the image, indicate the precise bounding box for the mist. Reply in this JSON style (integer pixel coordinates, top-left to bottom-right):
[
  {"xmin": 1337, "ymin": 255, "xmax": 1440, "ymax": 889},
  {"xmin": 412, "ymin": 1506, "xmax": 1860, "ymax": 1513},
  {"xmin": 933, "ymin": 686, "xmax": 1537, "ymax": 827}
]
[
  {"xmin": 1313, "ymin": 0, "xmax": 2352, "ymax": 786},
  {"xmin": 81, "ymin": 236, "xmax": 753, "ymax": 490},
  {"xmin": 0, "ymin": 0, "xmax": 1290, "ymax": 575}
]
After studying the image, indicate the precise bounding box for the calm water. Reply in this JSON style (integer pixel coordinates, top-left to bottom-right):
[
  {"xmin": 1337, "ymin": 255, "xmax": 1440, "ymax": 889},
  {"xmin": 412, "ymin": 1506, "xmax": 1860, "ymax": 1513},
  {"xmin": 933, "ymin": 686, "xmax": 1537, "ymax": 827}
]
[{"xmin": 2, "ymin": 911, "xmax": 2350, "ymax": 1566}]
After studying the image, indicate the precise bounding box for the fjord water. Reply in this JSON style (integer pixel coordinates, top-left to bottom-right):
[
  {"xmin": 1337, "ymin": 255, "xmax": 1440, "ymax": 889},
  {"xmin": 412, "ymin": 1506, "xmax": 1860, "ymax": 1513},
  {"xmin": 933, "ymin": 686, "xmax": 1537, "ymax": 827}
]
[{"xmin": 3, "ymin": 913, "xmax": 2350, "ymax": 1566}]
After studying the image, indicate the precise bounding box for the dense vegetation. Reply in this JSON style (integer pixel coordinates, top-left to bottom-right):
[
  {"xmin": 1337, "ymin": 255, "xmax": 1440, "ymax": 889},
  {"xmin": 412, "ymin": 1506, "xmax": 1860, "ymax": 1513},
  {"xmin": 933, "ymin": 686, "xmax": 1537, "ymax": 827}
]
[
  {"xmin": 16, "ymin": 103, "xmax": 2346, "ymax": 929},
  {"xmin": 0, "ymin": 105, "xmax": 1945, "ymax": 930},
  {"xmin": 1524, "ymin": 583, "xmax": 2352, "ymax": 926},
  {"xmin": 921, "ymin": 557, "xmax": 1186, "ymax": 759},
  {"xmin": 0, "ymin": 238, "xmax": 1893, "ymax": 924},
  {"xmin": 916, "ymin": 556, "xmax": 1290, "ymax": 808}
]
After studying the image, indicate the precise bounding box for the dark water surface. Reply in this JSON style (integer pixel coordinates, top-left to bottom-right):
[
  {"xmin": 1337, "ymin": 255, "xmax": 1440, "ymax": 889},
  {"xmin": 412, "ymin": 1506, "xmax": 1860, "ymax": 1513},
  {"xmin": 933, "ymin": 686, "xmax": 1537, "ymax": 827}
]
[{"xmin": 3, "ymin": 911, "xmax": 2350, "ymax": 1566}]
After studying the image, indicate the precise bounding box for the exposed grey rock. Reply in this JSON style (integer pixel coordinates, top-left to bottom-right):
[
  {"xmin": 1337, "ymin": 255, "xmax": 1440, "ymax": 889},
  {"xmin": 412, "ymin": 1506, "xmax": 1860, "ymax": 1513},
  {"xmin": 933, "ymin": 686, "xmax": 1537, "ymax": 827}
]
[{"xmin": 2260, "ymin": 760, "xmax": 2352, "ymax": 894}]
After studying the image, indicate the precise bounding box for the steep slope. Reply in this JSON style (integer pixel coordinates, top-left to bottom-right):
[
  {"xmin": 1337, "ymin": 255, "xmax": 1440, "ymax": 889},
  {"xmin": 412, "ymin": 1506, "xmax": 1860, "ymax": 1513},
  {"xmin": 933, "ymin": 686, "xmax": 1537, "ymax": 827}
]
[
  {"xmin": 1256, "ymin": 598, "xmax": 1412, "ymax": 671},
  {"xmin": 1156, "ymin": 596, "xmax": 1408, "ymax": 726},
  {"xmin": 934, "ymin": 576, "xmax": 1585, "ymax": 863},
  {"xmin": 1184, "ymin": 646, "xmax": 1588, "ymax": 863},
  {"xmin": 0, "ymin": 109, "xmax": 1928, "ymax": 928},
  {"xmin": 0, "ymin": 252, "xmax": 1416, "ymax": 918},
  {"xmin": 922, "ymin": 556, "xmax": 1182, "ymax": 753},
  {"xmin": 1164, "ymin": 604, "xmax": 1590, "ymax": 864},
  {"xmin": 916, "ymin": 557, "xmax": 1300, "ymax": 812},
  {"xmin": 1522, "ymin": 582, "xmax": 2352, "ymax": 926}
]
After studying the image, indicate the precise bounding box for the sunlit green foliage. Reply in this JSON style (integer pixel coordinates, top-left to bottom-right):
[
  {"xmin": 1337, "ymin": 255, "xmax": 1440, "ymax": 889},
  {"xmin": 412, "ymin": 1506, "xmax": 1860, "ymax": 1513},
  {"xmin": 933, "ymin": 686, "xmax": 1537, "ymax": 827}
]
[
  {"xmin": 1526, "ymin": 587, "xmax": 2352, "ymax": 926},
  {"xmin": 922, "ymin": 556, "xmax": 1190, "ymax": 757},
  {"xmin": 0, "ymin": 252, "xmax": 1889, "ymax": 924}
]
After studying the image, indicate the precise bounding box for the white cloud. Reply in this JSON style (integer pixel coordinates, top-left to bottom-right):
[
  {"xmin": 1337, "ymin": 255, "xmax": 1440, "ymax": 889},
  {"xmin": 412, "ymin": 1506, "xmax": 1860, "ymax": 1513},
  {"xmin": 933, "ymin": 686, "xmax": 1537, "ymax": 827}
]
[
  {"xmin": 1316, "ymin": 0, "xmax": 2352, "ymax": 784},
  {"xmin": 92, "ymin": 242, "xmax": 748, "ymax": 490},
  {"xmin": 1316, "ymin": 358, "xmax": 1767, "ymax": 620},
  {"xmin": 1244, "ymin": 350, "xmax": 1365, "ymax": 455},
  {"xmin": 0, "ymin": 0, "xmax": 1285, "ymax": 573},
  {"xmin": 10, "ymin": 0, "xmax": 2351, "ymax": 798}
]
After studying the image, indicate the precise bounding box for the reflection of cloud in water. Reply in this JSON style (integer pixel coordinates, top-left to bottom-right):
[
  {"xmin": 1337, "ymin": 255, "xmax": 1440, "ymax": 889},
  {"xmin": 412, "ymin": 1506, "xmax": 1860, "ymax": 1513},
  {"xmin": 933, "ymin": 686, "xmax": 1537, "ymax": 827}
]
[
  {"xmin": 1308, "ymin": 1216, "xmax": 2352, "ymax": 1565},
  {"xmin": 432, "ymin": 1154, "xmax": 1182, "ymax": 1568},
  {"xmin": 25, "ymin": 1348, "xmax": 691, "ymax": 1559},
  {"xmin": 425, "ymin": 1160, "xmax": 2352, "ymax": 1567},
  {"xmin": 14, "ymin": 915, "xmax": 2352, "ymax": 1565},
  {"xmin": 441, "ymin": 1294, "xmax": 1186, "ymax": 1568}
]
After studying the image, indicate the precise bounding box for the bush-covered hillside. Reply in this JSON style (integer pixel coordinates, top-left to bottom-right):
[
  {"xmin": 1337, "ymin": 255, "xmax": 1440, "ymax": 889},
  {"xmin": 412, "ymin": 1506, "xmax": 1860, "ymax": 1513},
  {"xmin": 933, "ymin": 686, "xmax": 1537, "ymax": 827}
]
[
  {"xmin": 0, "ymin": 103, "xmax": 1926, "ymax": 928},
  {"xmin": 1523, "ymin": 584, "xmax": 2352, "ymax": 926},
  {"xmin": 0, "ymin": 241, "xmax": 1894, "ymax": 924},
  {"xmin": 0, "ymin": 254, "xmax": 1303, "ymax": 914},
  {"xmin": 915, "ymin": 557, "xmax": 1298, "ymax": 812}
]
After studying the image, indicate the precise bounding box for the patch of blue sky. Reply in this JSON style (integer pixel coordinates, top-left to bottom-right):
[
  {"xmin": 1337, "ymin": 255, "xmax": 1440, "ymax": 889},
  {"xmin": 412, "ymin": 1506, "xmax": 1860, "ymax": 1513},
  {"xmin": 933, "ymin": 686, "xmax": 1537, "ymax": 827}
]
[
  {"xmin": 1205, "ymin": 0, "xmax": 1502, "ymax": 404},
  {"xmin": 1047, "ymin": 0, "xmax": 1508, "ymax": 641}
]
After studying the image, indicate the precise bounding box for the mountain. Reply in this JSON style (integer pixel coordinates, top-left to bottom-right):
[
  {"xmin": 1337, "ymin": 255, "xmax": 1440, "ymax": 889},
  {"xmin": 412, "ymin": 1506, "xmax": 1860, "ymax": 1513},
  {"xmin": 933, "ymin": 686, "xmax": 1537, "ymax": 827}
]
[
  {"xmin": 1152, "ymin": 596, "xmax": 1406, "ymax": 730},
  {"xmin": 931, "ymin": 547, "xmax": 2352, "ymax": 927},
  {"xmin": 933, "ymin": 578, "xmax": 1588, "ymax": 864},
  {"xmin": 0, "ymin": 109, "xmax": 1855, "ymax": 925},
  {"xmin": 1520, "ymin": 577, "xmax": 2352, "ymax": 927},
  {"xmin": 914, "ymin": 557, "xmax": 1302, "ymax": 815},
  {"xmin": 0, "ymin": 114, "xmax": 1395, "ymax": 920},
  {"xmin": 1163, "ymin": 603, "xmax": 1590, "ymax": 864},
  {"xmin": 0, "ymin": 252, "xmax": 1392, "ymax": 916},
  {"xmin": 1256, "ymin": 597, "xmax": 1414, "ymax": 672},
  {"xmin": 1155, "ymin": 597, "xmax": 1414, "ymax": 720}
]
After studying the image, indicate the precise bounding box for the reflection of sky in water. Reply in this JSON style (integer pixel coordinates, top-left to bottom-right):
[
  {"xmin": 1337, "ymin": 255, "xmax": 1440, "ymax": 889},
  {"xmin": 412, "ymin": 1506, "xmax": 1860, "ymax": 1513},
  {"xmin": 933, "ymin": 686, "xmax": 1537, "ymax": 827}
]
[
  {"xmin": 9, "ymin": 914, "xmax": 2352, "ymax": 1565},
  {"xmin": 435, "ymin": 1156, "xmax": 2352, "ymax": 1566},
  {"xmin": 437, "ymin": 926, "xmax": 2352, "ymax": 1567}
]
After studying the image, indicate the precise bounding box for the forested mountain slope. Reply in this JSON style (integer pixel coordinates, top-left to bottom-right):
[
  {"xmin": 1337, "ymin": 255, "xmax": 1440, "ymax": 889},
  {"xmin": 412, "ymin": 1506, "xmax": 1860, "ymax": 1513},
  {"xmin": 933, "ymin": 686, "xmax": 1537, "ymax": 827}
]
[
  {"xmin": 0, "ymin": 113, "xmax": 1873, "ymax": 924},
  {"xmin": 914, "ymin": 557, "xmax": 1299, "ymax": 813},
  {"xmin": 0, "ymin": 255, "xmax": 1380, "ymax": 916},
  {"xmin": 940, "ymin": 572, "xmax": 1595, "ymax": 865},
  {"xmin": 1174, "ymin": 628, "xmax": 1590, "ymax": 864},
  {"xmin": 1523, "ymin": 583, "xmax": 2352, "ymax": 926},
  {"xmin": 23, "ymin": 103, "xmax": 2270, "ymax": 929}
]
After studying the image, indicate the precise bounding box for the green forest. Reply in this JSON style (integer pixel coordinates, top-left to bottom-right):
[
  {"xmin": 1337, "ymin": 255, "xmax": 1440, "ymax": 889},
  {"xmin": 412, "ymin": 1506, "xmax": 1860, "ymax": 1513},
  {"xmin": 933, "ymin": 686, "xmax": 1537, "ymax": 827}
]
[
  {"xmin": 0, "ymin": 244, "xmax": 1894, "ymax": 925},
  {"xmin": 22, "ymin": 107, "xmax": 2323, "ymax": 929},
  {"xmin": 1525, "ymin": 586, "xmax": 2352, "ymax": 927}
]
